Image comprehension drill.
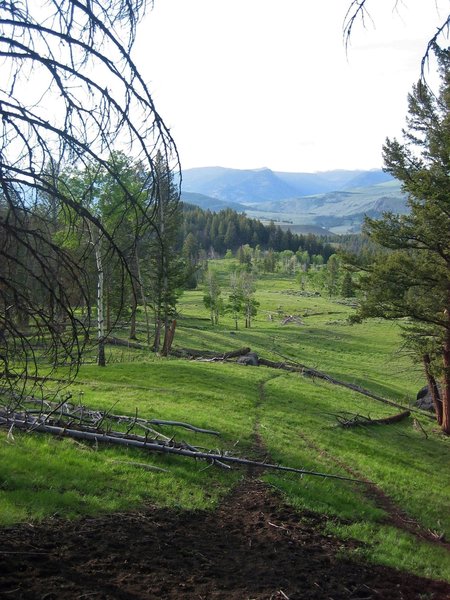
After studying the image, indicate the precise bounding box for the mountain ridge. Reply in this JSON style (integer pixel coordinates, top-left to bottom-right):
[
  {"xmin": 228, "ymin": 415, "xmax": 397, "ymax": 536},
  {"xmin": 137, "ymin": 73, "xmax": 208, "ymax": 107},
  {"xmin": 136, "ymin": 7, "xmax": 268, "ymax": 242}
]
[{"xmin": 181, "ymin": 166, "xmax": 406, "ymax": 233}]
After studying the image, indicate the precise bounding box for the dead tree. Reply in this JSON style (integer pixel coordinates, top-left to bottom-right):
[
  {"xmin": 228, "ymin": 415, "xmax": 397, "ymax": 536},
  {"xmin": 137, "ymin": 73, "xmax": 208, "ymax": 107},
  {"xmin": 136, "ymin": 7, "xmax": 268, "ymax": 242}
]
[
  {"xmin": 0, "ymin": 1, "xmax": 180, "ymax": 400},
  {"xmin": 0, "ymin": 400, "xmax": 364, "ymax": 483}
]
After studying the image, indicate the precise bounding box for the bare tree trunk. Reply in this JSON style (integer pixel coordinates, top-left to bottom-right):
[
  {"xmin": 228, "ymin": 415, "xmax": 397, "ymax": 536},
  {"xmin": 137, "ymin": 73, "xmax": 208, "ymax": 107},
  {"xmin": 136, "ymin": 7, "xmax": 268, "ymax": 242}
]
[
  {"xmin": 95, "ymin": 246, "xmax": 105, "ymax": 367},
  {"xmin": 95, "ymin": 244, "xmax": 106, "ymax": 367},
  {"xmin": 88, "ymin": 222, "xmax": 105, "ymax": 367},
  {"xmin": 423, "ymin": 353, "xmax": 443, "ymax": 425},
  {"xmin": 135, "ymin": 247, "xmax": 151, "ymax": 347},
  {"xmin": 105, "ymin": 283, "xmax": 111, "ymax": 331},
  {"xmin": 129, "ymin": 292, "xmax": 137, "ymax": 340},
  {"xmin": 246, "ymin": 306, "xmax": 252, "ymax": 328},
  {"xmin": 153, "ymin": 305, "xmax": 162, "ymax": 353}
]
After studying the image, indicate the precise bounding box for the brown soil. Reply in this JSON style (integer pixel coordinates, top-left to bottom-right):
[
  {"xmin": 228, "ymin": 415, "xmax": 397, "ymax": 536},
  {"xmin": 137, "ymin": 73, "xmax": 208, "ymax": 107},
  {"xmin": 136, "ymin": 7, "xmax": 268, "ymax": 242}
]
[{"xmin": 1, "ymin": 478, "xmax": 449, "ymax": 600}]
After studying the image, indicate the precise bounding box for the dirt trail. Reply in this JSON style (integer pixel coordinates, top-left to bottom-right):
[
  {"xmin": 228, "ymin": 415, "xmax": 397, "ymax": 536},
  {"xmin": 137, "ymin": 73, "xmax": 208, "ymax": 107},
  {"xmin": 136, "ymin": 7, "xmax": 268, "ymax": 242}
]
[{"xmin": 1, "ymin": 479, "xmax": 450, "ymax": 599}]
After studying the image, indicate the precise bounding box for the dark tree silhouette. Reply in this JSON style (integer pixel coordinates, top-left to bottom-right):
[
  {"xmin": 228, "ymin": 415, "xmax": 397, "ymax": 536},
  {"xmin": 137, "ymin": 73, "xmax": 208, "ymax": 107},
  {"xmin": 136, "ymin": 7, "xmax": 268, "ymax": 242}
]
[{"xmin": 0, "ymin": 1, "xmax": 179, "ymax": 399}]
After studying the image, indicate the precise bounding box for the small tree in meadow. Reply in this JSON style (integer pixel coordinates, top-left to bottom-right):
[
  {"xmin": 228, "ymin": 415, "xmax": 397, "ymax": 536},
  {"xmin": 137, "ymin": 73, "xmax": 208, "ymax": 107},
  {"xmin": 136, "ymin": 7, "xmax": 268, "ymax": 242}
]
[
  {"xmin": 227, "ymin": 272, "xmax": 244, "ymax": 330},
  {"xmin": 241, "ymin": 273, "xmax": 259, "ymax": 328},
  {"xmin": 203, "ymin": 271, "xmax": 223, "ymax": 326}
]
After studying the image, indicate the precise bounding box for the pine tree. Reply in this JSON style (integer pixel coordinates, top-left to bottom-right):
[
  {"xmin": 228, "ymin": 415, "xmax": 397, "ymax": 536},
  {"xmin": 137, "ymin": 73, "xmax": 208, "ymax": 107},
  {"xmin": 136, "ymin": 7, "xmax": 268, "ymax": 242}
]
[
  {"xmin": 340, "ymin": 271, "xmax": 355, "ymax": 298},
  {"xmin": 325, "ymin": 254, "xmax": 341, "ymax": 297},
  {"xmin": 149, "ymin": 152, "xmax": 183, "ymax": 353},
  {"xmin": 356, "ymin": 44, "xmax": 450, "ymax": 433}
]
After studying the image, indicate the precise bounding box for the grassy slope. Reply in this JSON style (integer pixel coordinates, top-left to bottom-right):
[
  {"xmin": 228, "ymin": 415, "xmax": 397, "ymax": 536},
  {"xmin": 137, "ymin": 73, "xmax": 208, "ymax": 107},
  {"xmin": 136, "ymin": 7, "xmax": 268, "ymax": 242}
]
[{"xmin": 1, "ymin": 259, "xmax": 449, "ymax": 581}]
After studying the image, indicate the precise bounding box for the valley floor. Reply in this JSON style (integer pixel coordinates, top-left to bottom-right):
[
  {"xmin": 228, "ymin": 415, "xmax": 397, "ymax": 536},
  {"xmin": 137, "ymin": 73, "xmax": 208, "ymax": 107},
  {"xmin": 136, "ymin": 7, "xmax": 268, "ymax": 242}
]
[{"xmin": 1, "ymin": 476, "xmax": 449, "ymax": 600}]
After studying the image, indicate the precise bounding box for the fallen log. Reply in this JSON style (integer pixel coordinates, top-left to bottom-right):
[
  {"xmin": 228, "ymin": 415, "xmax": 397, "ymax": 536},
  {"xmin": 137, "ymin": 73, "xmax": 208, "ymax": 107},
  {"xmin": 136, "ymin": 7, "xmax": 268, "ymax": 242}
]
[
  {"xmin": 168, "ymin": 345, "xmax": 421, "ymax": 415},
  {"xmin": 0, "ymin": 403, "xmax": 221, "ymax": 438},
  {"xmin": 222, "ymin": 347, "xmax": 252, "ymax": 359},
  {"xmin": 147, "ymin": 419, "xmax": 220, "ymax": 435},
  {"xmin": 110, "ymin": 460, "xmax": 168, "ymax": 473},
  {"xmin": 105, "ymin": 336, "xmax": 147, "ymax": 350},
  {"xmin": 167, "ymin": 345, "xmax": 433, "ymax": 420},
  {"xmin": 170, "ymin": 346, "xmax": 250, "ymax": 360},
  {"xmin": 336, "ymin": 410, "xmax": 411, "ymax": 428},
  {"xmin": 257, "ymin": 351, "xmax": 433, "ymax": 420},
  {"xmin": 0, "ymin": 415, "xmax": 364, "ymax": 483},
  {"xmin": 258, "ymin": 357, "xmax": 301, "ymax": 373}
]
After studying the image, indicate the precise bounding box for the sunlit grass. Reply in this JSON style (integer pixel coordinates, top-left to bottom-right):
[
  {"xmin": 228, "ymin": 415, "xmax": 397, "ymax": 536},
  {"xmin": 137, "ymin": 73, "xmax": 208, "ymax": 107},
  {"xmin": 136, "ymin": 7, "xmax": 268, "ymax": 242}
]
[
  {"xmin": 1, "ymin": 263, "xmax": 449, "ymax": 583},
  {"xmin": 326, "ymin": 521, "xmax": 450, "ymax": 582},
  {"xmin": 0, "ymin": 425, "xmax": 241, "ymax": 525},
  {"xmin": 259, "ymin": 374, "xmax": 449, "ymax": 536}
]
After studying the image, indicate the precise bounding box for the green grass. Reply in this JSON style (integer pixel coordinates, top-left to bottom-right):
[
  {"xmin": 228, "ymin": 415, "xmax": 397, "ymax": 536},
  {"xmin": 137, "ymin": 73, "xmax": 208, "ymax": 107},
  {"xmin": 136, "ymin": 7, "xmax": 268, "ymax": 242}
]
[
  {"xmin": 1, "ymin": 262, "xmax": 449, "ymax": 583},
  {"xmin": 259, "ymin": 374, "xmax": 449, "ymax": 533},
  {"xmin": 176, "ymin": 264, "xmax": 420, "ymax": 403},
  {"xmin": 255, "ymin": 372, "xmax": 450, "ymax": 581},
  {"xmin": 326, "ymin": 522, "xmax": 450, "ymax": 582},
  {"xmin": 0, "ymin": 430, "xmax": 241, "ymax": 524},
  {"xmin": 0, "ymin": 359, "xmax": 268, "ymax": 525}
]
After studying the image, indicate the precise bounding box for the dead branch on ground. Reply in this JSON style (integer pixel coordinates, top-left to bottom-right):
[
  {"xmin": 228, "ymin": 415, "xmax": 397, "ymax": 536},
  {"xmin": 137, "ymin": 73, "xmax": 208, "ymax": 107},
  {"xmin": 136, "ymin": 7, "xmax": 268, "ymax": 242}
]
[
  {"xmin": 105, "ymin": 337, "xmax": 147, "ymax": 350},
  {"xmin": 335, "ymin": 411, "xmax": 411, "ymax": 428},
  {"xmin": 170, "ymin": 347, "xmax": 251, "ymax": 360},
  {"xmin": 0, "ymin": 400, "xmax": 363, "ymax": 483}
]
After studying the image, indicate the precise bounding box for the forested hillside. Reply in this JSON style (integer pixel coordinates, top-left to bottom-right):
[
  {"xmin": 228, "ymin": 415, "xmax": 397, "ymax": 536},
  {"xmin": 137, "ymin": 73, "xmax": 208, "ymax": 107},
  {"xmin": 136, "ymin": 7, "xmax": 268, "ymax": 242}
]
[
  {"xmin": 181, "ymin": 167, "xmax": 406, "ymax": 234},
  {"xmin": 181, "ymin": 203, "xmax": 334, "ymax": 259}
]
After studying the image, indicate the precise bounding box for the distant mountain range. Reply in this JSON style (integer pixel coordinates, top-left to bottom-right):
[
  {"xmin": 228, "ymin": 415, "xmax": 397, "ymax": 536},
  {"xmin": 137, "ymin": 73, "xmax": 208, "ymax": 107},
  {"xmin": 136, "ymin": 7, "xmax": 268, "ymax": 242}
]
[{"xmin": 181, "ymin": 166, "xmax": 407, "ymax": 234}]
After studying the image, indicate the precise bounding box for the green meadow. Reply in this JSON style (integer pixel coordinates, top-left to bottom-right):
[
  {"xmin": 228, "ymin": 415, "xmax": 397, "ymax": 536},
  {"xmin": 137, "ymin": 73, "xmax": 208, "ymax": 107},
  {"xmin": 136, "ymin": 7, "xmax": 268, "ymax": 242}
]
[{"xmin": 1, "ymin": 259, "xmax": 449, "ymax": 582}]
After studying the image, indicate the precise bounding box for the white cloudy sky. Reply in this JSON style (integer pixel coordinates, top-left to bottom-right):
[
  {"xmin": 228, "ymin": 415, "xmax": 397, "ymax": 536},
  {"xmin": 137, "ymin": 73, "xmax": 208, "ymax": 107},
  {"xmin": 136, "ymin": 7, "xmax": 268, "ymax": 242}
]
[{"xmin": 133, "ymin": 0, "xmax": 449, "ymax": 173}]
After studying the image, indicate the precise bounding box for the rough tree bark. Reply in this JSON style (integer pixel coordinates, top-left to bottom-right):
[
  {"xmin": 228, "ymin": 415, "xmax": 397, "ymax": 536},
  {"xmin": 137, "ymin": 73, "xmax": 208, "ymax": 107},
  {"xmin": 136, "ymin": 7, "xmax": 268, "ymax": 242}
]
[
  {"xmin": 441, "ymin": 326, "xmax": 450, "ymax": 434},
  {"xmin": 423, "ymin": 353, "xmax": 443, "ymax": 425}
]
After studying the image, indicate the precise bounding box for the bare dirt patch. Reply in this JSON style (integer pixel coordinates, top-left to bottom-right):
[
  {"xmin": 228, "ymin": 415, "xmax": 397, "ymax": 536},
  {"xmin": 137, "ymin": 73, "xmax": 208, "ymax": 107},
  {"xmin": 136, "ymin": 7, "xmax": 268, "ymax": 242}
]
[{"xmin": 1, "ymin": 479, "xmax": 449, "ymax": 599}]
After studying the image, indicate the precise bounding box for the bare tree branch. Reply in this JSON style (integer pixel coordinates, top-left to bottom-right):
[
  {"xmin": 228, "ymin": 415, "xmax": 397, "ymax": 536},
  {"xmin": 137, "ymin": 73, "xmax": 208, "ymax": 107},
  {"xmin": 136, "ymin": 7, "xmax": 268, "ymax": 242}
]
[
  {"xmin": 0, "ymin": 0, "xmax": 180, "ymax": 399},
  {"xmin": 344, "ymin": 1, "xmax": 450, "ymax": 74}
]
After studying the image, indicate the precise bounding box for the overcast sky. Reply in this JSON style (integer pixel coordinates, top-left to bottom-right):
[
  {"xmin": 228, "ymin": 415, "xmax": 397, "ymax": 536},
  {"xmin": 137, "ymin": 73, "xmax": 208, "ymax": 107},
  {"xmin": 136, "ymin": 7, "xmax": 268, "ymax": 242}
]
[{"xmin": 133, "ymin": 0, "xmax": 449, "ymax": 173}]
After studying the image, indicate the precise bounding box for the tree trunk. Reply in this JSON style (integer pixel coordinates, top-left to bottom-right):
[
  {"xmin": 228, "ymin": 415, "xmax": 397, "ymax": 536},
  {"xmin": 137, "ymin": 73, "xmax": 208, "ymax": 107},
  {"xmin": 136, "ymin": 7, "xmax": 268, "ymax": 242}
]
[
  {"xmin": 153, "ymin": 307, "xmax": 161, "ymax": 353},
  {"xmin": 96, "ymin": 251, "xmax": 106, "ymax": 367},
  {"xmin": 441, "ymin": 327, "xmax": 450, "ymax": 434},
  {"xmin": 129, "ymin": 296, "xmax": 137, "ymax": 340},
  {"xmin": 135, "ymin": 247, "xmax": 151, "ymax": 348},
  {"xmin": 95, "ymin": 242, "xmax": 105, "ymax": 366},
  {"xmin": 161, "ymin": 319, "xmax": 176, "ymax": 357},
  {"xmin": 105, "ymin": 284, "xmax": 111, "ymax": 331},
  {"xmin": 98, "ymin": 338, "xmax": 106, "ymax": 367},
  {"xmin": 88, "ymin": 222, "xmax": 106, "ymax": 367},
  {"xmin": 423, "ymin": 353, "xmax": 443, "ymax": 425}
]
